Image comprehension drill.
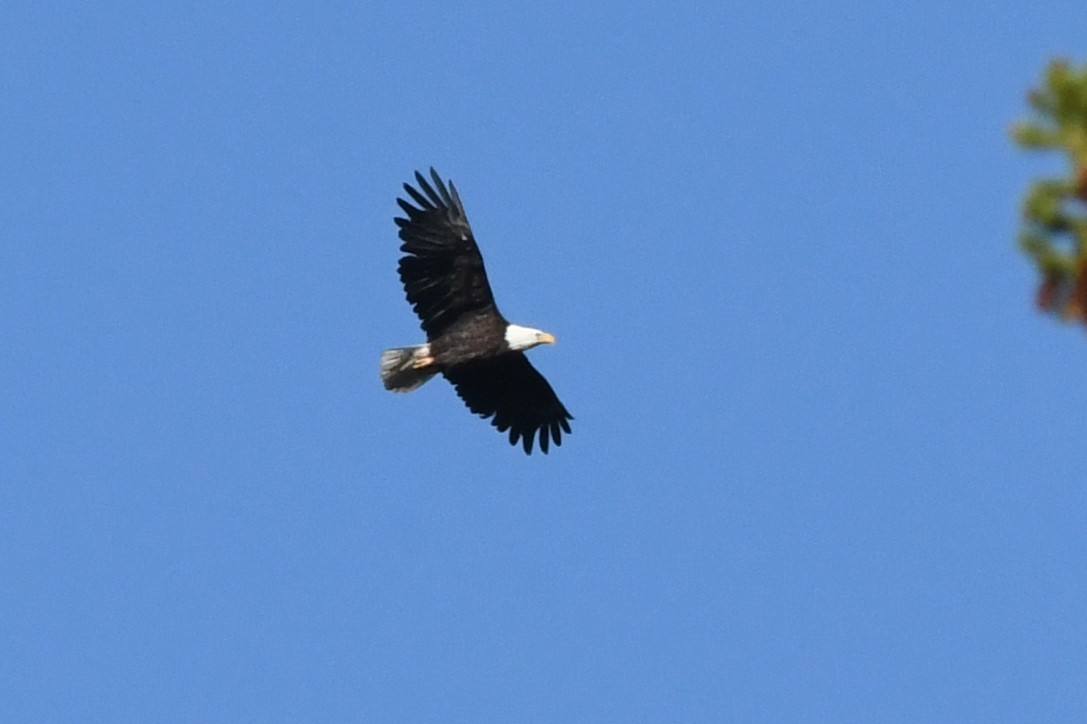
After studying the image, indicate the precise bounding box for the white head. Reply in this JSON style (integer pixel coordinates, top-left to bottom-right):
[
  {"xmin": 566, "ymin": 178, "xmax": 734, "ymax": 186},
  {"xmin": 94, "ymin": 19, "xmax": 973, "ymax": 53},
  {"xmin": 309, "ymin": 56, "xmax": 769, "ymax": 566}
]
[{"xmin": 504, "ymin": 323, "xmax": 556, "ymax": 351}]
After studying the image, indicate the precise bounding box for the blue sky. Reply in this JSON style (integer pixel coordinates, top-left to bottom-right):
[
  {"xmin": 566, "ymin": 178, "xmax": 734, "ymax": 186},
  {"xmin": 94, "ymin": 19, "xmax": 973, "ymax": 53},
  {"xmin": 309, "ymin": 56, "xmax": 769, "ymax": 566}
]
[{"xmin": 3, "ymin": 1, "xmax": 1087, "ymax": 721}]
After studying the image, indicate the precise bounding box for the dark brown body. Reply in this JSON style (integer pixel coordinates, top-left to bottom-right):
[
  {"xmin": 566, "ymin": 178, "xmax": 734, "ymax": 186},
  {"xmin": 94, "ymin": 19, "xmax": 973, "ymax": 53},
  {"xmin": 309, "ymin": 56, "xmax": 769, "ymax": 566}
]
[{"xmin": 428, "ymin": 310, "xmax": 510, "ymax": 368}]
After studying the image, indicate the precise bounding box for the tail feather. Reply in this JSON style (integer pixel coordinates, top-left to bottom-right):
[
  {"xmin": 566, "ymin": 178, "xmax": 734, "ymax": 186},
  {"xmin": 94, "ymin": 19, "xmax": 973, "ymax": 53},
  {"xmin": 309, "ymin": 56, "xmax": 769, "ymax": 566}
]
[{"xmin": 380, "ymin": 345, "xmax": 437, "ymax": 392}]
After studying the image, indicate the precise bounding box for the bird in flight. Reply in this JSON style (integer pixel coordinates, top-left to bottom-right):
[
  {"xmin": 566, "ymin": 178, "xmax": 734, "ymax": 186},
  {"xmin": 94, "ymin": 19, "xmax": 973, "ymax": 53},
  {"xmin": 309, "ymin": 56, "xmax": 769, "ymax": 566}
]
[{"xmin": 380, "ymin": 169, "xmax": 573, "ymax": 454}]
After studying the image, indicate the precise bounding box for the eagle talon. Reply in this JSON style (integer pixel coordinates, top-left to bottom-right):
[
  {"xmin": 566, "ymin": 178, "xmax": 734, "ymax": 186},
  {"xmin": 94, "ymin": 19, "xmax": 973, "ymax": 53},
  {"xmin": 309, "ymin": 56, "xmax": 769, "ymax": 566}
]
[{"xmin": 412, "ymin": 355, "xmax": 435, "ymax": 369}]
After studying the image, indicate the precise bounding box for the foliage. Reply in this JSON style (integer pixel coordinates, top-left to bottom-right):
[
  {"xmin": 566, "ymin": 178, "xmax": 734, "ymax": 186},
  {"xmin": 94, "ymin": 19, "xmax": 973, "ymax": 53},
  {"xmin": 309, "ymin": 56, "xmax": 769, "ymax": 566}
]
[{"xmin": 1012, "ymin": 60, "xmax": 1087, "ymax": 323}]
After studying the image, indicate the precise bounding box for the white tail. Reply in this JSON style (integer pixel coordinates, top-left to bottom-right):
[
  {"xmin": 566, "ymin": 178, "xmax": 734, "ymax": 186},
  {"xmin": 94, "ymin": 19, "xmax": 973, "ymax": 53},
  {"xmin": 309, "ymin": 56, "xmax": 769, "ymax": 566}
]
[{"xmin": 380, "ymin": 345, "xmax": 437, "ymax": 392}]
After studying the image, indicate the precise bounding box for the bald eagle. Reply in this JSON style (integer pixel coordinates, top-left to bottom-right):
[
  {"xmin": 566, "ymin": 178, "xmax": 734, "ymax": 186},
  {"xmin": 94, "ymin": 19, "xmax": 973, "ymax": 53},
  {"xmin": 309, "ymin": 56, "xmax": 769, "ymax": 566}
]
[{"xmin": 380, "ymin": 169, "xmax": 573, "ymax": 454}]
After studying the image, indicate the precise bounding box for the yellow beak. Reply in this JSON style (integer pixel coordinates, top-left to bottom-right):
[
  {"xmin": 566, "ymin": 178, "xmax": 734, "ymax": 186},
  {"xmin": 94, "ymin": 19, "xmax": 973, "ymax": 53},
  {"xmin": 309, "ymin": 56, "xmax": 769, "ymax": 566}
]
[{"xmin": 538, "ymin": 332, "xmax": 556, "ymax": 345}]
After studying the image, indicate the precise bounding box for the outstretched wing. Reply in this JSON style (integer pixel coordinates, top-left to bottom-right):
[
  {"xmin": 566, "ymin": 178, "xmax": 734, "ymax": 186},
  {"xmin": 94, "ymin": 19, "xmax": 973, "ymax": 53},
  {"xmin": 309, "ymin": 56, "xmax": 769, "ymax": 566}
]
[
  {"xmin": 395, "ymin": 169, "xmax": 500, "ymax": 338},
  {"xmin": 443, "ymin": 354, "xmax": 574, "ymax": 455}
]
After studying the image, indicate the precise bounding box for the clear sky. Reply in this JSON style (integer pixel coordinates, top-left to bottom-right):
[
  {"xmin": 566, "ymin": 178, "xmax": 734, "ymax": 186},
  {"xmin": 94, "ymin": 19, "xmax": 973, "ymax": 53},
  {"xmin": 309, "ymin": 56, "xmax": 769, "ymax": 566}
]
[{"xmin": 3, "ymin": 1, "xmax": 1086, "ymax": 721}]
